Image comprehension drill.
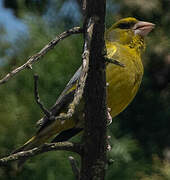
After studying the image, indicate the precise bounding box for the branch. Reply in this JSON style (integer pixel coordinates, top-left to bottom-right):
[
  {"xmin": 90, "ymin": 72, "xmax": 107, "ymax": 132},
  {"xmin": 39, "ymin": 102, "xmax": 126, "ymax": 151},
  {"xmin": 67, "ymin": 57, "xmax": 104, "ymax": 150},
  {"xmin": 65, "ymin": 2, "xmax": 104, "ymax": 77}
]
[
  {"xmin": 37, "ymin": 22, "xmax": 92, "ymax": 126},
  {"xmin": 65, "ymin": 23, "xmax": 92, "ymax": 118},
  {"xmin": 0, "ymin": 27, "xmax": 83, "ymax": 85},
  {"xmin": 80, "ymin": 0, "xmax": 107, "ymax": 179},
  {"xmin": 33, "ymin": 74, "xmax": 51, "ymax": 118},
  {"xmin": 105, "ymin": 58, "xmax": 125, "ymax": 67},
  {"xmin": 55, "ymin": 20, "xmax": 94, "ymax": 120},
  {"xmin": 0, "ymin": 142, "xmax": 82, "ymax": 166},
  {"xmin": 20, "ymin": 17, "xmax": 93, "ymax": 167},
  {"xmin": 69, "ymin": 156, "xmax": 80, "ymax": 180}
]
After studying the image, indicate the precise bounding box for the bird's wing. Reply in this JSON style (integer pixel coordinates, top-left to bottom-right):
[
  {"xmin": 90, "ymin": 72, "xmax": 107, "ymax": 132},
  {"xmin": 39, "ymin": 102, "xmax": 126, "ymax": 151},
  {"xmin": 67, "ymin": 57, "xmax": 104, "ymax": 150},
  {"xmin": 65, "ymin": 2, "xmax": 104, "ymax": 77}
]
[
  {"xmin": 55, "ymin": 66, "xmax": 82, "ymax": 104},
  {"xmin": 51, "ymin": 127, "xmax": 83, "ymax": 142},
  {"xmin": 36, "ymin": 66, "xmax": 82, "ymax": 129},
  {"xmin": 105, "ymin": 42, "xmax": 118, "ymax": 59},
  {"xmin": 36, "ymin": 43, "xmax": 120, "ymax": 129}
]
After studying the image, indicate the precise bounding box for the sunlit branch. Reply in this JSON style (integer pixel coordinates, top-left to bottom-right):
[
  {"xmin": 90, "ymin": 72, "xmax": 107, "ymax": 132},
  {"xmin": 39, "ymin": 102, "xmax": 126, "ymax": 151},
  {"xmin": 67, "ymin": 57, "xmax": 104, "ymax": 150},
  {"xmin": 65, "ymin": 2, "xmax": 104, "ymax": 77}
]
[
  {"xmin": 0, "ymin": 142, "xmax": 82, "ymax": 166},
  {"xmin": 0, "ymin": 27, "xmax": 83, "ymax": 85}
]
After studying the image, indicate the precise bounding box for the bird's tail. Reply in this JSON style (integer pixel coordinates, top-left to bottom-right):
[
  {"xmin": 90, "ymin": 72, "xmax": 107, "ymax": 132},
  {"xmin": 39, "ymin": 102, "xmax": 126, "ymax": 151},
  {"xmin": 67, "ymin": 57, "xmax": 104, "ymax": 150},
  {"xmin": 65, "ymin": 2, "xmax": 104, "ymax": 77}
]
[
  {"xmin": 13, "ymin": 136, "xmax": 34, "ymax": 153},
  {"xmin": 12, "ymin": 135, "xmax": 43, "ymax": 170}
]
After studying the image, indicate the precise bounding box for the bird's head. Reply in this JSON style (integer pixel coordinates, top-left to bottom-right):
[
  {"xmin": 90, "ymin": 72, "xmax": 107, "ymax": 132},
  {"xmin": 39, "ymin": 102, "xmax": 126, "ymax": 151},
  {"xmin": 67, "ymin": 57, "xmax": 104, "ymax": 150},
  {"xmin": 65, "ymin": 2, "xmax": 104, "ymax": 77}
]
[{"xmin": 105, "ymin": 17, "xmax": 155, "ymax": 51}]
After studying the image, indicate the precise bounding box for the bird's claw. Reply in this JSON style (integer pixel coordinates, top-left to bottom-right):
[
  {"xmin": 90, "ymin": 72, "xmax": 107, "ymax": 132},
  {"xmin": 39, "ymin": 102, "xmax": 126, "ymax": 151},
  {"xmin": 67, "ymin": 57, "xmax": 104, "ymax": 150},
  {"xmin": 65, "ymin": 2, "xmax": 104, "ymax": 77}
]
[
  {"xmin": 107, "ymin": 108, "xmax": 112, "ymax": 126},
  {"xmin": 106, "ymin": 135, "xmax": 112, "ymax": 151}
]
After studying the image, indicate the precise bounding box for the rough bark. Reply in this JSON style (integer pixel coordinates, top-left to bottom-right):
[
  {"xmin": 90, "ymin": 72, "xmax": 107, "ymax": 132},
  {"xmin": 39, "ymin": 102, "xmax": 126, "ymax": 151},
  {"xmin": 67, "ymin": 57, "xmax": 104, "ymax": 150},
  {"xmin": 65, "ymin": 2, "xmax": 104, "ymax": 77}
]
[{"xmin": 80, "ymin": 0, "xmax": 107, "ymax": 180}]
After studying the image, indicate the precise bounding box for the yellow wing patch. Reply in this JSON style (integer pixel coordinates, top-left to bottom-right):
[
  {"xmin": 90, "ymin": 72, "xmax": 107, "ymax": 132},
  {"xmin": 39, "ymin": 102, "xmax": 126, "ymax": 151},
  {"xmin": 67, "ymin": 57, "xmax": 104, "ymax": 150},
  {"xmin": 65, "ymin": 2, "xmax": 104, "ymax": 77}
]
[{"xmin": 106, "ymin": 43, "xmax": 117, "ymax": 59}]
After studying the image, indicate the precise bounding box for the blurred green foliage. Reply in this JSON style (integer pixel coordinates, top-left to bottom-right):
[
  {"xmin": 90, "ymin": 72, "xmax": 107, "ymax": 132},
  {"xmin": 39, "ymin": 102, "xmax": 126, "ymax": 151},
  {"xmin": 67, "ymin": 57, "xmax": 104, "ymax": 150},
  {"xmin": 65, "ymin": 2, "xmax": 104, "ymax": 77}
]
[{"xmin": 0, "ymin": 0, "xmax": 170, "ymax": 179}]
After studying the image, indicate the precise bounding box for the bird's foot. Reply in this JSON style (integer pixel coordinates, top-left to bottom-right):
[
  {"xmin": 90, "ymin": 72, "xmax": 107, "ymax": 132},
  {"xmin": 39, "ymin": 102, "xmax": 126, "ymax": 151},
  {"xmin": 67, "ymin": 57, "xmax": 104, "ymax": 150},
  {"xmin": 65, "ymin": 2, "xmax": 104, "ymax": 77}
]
[
  {"xmin": 107, "ymin": 108, "xmax": 112, "ymax": 126},
  {"xmin": 106, "ymin": 135, "xmax": 112, "ymax": 151}
]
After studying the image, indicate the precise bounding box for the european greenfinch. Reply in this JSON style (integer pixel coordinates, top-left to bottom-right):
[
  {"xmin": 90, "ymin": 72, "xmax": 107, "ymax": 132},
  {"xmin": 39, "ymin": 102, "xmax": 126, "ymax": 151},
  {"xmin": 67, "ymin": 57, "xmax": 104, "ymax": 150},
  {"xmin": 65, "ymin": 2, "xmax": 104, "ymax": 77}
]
[{"xmin": 13, "ymin": 17, "xmax": 155, "ymax": 159}]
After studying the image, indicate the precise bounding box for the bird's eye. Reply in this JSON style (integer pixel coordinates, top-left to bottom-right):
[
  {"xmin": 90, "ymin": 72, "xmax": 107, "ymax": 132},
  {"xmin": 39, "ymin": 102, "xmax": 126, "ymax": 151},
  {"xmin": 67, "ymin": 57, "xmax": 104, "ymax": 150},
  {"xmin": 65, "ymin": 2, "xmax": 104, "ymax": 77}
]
[{"xmin": 117, "ymin": 22, "xmax": 134, "ymax": 29}]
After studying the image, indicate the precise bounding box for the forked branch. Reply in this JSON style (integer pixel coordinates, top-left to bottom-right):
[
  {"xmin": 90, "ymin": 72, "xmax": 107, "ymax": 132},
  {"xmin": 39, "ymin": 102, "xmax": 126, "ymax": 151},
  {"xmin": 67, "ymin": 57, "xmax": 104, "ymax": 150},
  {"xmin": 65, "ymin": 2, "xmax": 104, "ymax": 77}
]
[
  {"xmin": 0, "ymin": 27, "xmax": 83, "ymax": 85},
  {"xmin": 0, "ymin": 142, "xmax": 82, "ymax": 166}
]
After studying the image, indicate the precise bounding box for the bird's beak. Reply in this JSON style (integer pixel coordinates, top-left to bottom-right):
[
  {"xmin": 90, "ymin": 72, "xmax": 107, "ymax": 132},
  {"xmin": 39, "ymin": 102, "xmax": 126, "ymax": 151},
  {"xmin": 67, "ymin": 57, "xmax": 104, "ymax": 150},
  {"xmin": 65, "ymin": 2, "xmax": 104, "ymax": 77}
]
[{"xmin": 132, "ymin": 21, "xmax": 155, "ymax": 36}]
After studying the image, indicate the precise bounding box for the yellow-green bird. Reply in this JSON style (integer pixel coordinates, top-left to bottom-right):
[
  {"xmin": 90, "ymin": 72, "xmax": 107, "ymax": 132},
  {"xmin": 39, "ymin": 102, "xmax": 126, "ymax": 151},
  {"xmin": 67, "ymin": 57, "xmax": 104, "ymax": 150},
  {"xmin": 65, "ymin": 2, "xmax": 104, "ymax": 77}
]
[{"xmin": 13, "ymin": 17, "xmax": 155, "ymax": 159}]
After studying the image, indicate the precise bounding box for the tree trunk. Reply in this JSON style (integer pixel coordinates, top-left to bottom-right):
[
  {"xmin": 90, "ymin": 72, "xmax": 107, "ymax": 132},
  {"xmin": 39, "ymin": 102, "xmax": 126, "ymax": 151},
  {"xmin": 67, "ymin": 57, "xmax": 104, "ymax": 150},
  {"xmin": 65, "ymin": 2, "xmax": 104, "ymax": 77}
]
[{"xmin": 80, "ymin": 0, "xmax": 107, "ymax": 180}]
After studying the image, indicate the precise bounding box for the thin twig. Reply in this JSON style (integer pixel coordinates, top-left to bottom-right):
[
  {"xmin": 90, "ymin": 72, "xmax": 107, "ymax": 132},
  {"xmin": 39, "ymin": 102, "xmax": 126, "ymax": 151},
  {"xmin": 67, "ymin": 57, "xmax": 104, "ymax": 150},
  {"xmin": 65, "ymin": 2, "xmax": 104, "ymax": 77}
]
[
  {"xmin": 105, "ymin": 58, "xmax": 125, "ymax": 67},
  {"xmin": 37, "ymin": 19, "xmax": 94, "ymax": 125},
  {"xmin": 36, "ymin": 19, "xmax": 94, "ymax": 127},
  {"xmin": 0, "ymin": 20, "xmax": 92, "ymax": 166},
  {"xmin": 0, "ymin": 142, "xmax": 82, "ymax": 166},
  {"xmin": 61, "ymin": 17, "xmax": 95, "ymax": 119},
  {"xmin": 33, "ymin": 74, "xmax": 51, "ymax": 118},
  {"xmin": 0, "ymin": 27, "xmax": 83, "ymax": 85},
  {"xmin": 69, "ymin": 156, "xmax": 80, "ymax": 180},
  {"xmin": 15, "ymin": 19, "xmax": 94, "ymax": 166}
]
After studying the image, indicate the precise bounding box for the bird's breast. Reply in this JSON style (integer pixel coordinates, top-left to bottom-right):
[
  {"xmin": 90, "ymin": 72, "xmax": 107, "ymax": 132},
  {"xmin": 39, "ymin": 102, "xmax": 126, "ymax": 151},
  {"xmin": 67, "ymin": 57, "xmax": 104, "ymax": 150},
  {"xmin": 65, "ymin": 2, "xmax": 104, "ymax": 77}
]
[{"xmin": 106, "ymin": 45, "xmax": 143, "ymax": 118}]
